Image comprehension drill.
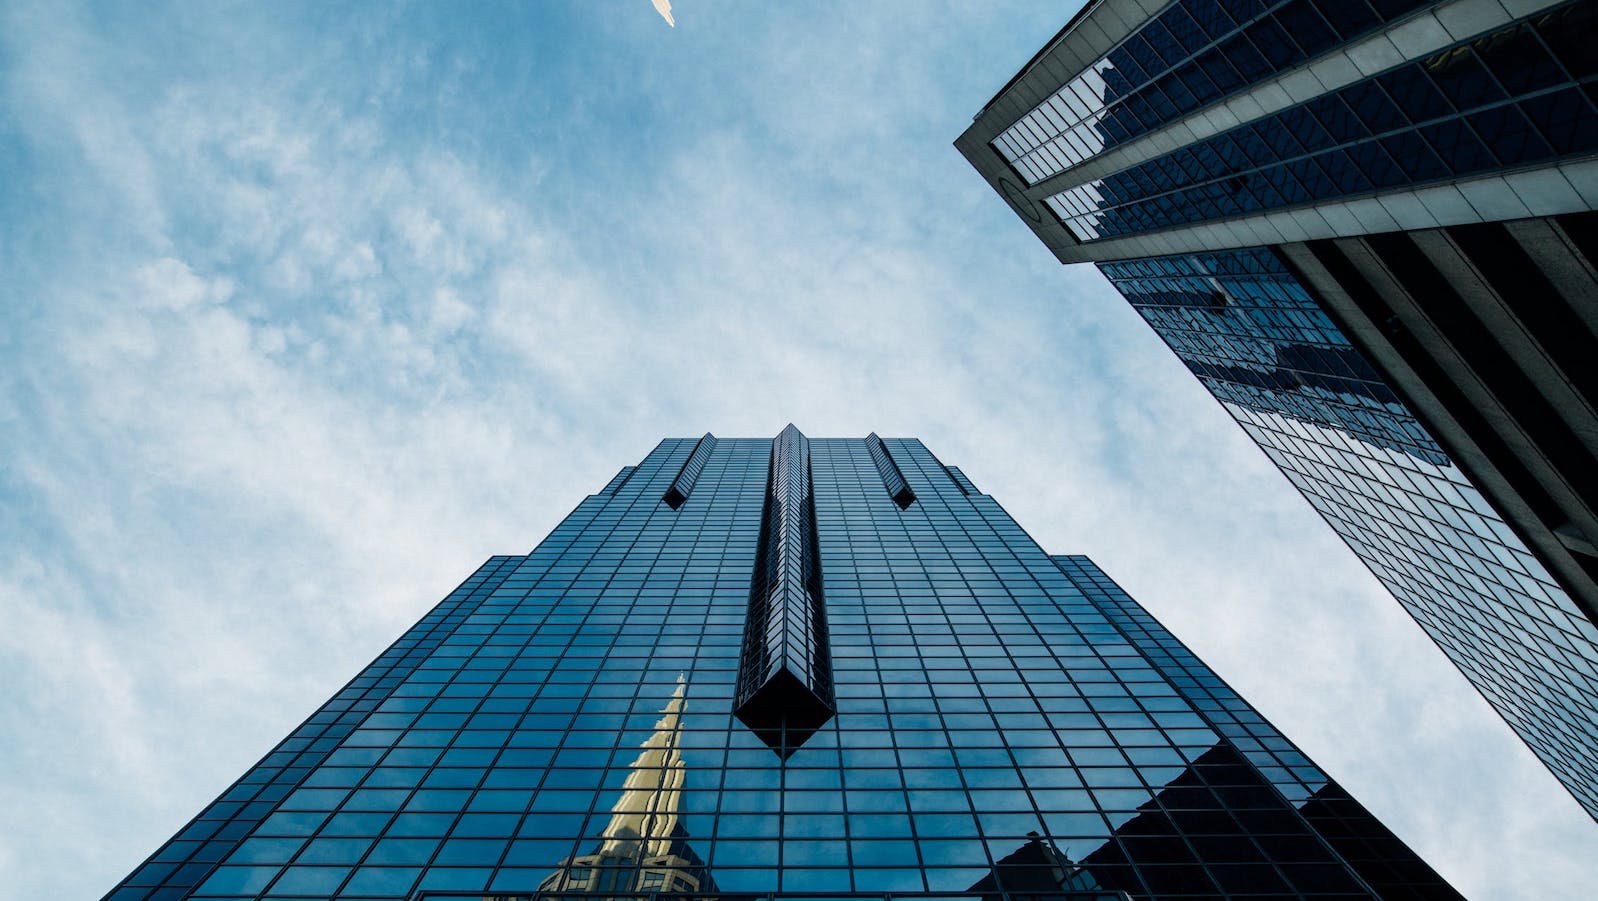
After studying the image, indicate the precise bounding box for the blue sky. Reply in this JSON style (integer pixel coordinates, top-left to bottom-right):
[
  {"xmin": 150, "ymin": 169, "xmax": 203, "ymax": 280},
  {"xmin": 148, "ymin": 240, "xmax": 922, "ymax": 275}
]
[{"xmin": 1, "ymin": 1, "xmax": 1594, "ymax": 898}]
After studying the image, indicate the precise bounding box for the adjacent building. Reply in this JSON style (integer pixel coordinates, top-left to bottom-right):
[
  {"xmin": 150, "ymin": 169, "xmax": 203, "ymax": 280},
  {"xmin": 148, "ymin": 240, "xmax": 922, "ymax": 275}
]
[
  {"xmin": 957, "ymin": 0, "xmax": 1598, "ymax": 818},
  {"xmin": 105, "ymin": 430, "xmax": 1458, "ymax": 899}
]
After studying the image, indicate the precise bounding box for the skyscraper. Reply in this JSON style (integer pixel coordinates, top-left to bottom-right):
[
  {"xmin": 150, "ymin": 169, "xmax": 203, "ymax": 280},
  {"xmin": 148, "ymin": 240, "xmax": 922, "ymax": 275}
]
[
  {"xmin": 956, "ymin": 0, "xmax": 1598, "ymax": 818},
  {"xmin": 105, "ymin": 429, "xmax": 1459, "ymax": 900}
]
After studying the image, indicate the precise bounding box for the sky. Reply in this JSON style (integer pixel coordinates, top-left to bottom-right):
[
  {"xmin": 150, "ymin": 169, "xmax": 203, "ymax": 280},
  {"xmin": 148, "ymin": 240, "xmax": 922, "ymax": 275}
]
[{"xmin": 0, "ymin": 1, "xmax": 1594, "ymax": 898}]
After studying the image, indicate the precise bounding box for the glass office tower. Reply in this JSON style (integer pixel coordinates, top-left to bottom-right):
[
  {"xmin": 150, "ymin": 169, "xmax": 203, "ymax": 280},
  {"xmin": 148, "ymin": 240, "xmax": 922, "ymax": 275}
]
[
  {"xmin": 105, "ymin": 430, "xmax": 1458, "ymax": 900},
  {"xmin": 956, "ymin": 0, "xmax": 1598, "ymax": 819}
]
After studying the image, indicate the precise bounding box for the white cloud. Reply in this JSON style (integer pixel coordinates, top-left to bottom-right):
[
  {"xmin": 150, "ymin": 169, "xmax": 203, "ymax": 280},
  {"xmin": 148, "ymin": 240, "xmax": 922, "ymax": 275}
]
[
  {"xmin": 1, "ymin": 2, "xmax": 1593, "ymax": 901},
  {"xmin": 132, "ymin": 257, "xmax": 234, "ymax": 311}
]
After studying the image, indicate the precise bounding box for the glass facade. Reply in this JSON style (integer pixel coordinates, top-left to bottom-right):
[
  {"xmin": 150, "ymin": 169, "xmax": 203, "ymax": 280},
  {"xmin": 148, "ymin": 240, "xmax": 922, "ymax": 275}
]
[
  {"xmin": 963, "ymin": 0, "xmax": 1598, "ymax": 823},
  {"xmin": 105, "ymin": 432, "xmax": 1459, "ymax": 900},
  {"xmin": 1099, "ymin": 249, "xmax": 1598, "ymax": 818},
  {"xmin": 1044, "ymin": 2, "xmax": 1598, "ymax": 241},
  {"xmin": 994, "ymin": 0, "xmax": 1435, "ymax": 185},
  {"xmin": 1099, "ymin": 250, "xmax": 1443, "ymax": 463}
]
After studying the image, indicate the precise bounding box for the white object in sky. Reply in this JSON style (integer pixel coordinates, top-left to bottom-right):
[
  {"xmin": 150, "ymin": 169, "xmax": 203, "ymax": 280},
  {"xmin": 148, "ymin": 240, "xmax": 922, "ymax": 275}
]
[{"xmin": 652, "ymin": 0, "xmax": 675, "ymax": 27}]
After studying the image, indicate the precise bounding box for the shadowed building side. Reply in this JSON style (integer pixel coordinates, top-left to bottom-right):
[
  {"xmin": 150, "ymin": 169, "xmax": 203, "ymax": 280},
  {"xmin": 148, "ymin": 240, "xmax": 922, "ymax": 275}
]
[{"xmin": 959, "ymin": 0, "xmax": 1598, "ymax": 819}]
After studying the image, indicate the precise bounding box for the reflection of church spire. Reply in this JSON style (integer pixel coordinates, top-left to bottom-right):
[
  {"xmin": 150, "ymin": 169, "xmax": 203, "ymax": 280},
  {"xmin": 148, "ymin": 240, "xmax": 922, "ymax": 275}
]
[
  {"xmin": 597, "ymin": 674, "xmax": 689, "ymax": 858},
  {"xmin": 538, "ymin": 675, "xmax": 716, "ymax": 896}
]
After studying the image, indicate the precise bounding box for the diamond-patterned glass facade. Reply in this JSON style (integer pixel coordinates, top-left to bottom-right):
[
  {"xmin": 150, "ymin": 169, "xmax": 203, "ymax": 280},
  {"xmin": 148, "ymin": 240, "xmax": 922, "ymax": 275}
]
[{"xmin": 105, "ymin": 433, "xmax": 1458, "ymax": 900}]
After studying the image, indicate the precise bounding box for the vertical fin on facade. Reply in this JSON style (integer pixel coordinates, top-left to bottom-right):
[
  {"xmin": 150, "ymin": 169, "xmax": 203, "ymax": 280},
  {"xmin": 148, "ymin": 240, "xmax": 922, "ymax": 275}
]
[
  {"xmin": 865, "ymin": 432, "xmax": 916, "ymax": 508},
  {"xmin": 734, "ymin": 424, "xmax": 836, "ymax": 758},
  {"xmin": 600, "ymin": 466, "xmax": 637, "ymax": 496},
  {"xmin": 662, "ymin": 433, "xmax": 717, "ymax": 509},
  {"xmin": 945, "ymin": 464, "xmax": 980, "ymax": 495}
]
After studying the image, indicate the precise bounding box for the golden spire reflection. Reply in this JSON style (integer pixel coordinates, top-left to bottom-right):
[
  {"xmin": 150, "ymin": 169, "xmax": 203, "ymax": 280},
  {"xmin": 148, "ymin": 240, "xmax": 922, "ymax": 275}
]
[{"xmin": 538, "ymin": 675, "xmax": 715, "ymax": 896}]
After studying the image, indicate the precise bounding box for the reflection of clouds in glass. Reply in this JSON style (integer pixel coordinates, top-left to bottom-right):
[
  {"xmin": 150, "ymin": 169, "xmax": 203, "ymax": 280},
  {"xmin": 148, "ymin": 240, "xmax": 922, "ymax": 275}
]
[
  {"xmin": 992, "ymin": 54, "xmax": 1120, "ymax": 183},
  {"xmin": 1101, "ymin": 250, "xmax": 1450, "ymax": 465},
  {"xmin": 538, "ymin": 675, "xmax": 715, "ymax": 893},
  {"xmin": 652, "ymin": 0, "xmax": 675, "ymax": 27}
]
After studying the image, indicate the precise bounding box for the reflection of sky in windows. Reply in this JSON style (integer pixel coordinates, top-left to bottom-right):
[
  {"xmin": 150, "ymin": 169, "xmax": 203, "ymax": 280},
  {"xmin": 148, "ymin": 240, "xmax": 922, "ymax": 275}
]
[
  {"xmin": 993, "ymin": 0, "xmax": 1434, "ymax": 184},
  {"xmin": 1231, "ymin": 404, "xmax": 1598, "ymax": 814},
  {"xmin": 119, "ymin": 436, "xmax": 1455, "ymax": 900},
  {"xmin": 734, "ymin": 425, "xmax": 835, "ymax": 758},
  {"xmin": 1101, "ymin": 247, "xmax": 1598, "ymax": 818},
  {"xmin": 1101, "ymin": 248, "xmax": 1447, "ymax": 464},
  {"xmin": 1046, "ymin": 4, "xmax": 1598, "ymax": 241}
]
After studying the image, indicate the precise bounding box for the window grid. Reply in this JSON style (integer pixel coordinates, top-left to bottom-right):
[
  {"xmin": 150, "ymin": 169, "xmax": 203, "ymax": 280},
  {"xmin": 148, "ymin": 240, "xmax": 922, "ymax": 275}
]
[
  {"xmin": 1046, "ymin": 4, "xmax": 1598, "ymax": 241},
  {"xmin": 110, "ymin": 437, "xmax": 1457, "ymax": 900},
  {"xmin": 994, "ymin": 0, "xmax": 1433, "ymax": 184},
  {"xmin": 1099, "ymin": 248, "xmax": 1598, "ymax": 818}
]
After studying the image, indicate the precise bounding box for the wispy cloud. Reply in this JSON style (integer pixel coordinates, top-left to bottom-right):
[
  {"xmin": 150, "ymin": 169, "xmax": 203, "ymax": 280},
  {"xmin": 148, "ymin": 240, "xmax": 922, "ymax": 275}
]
[{"xmin": 0, "ymin": 2, "xmax": 1592, "ymax": 900}]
